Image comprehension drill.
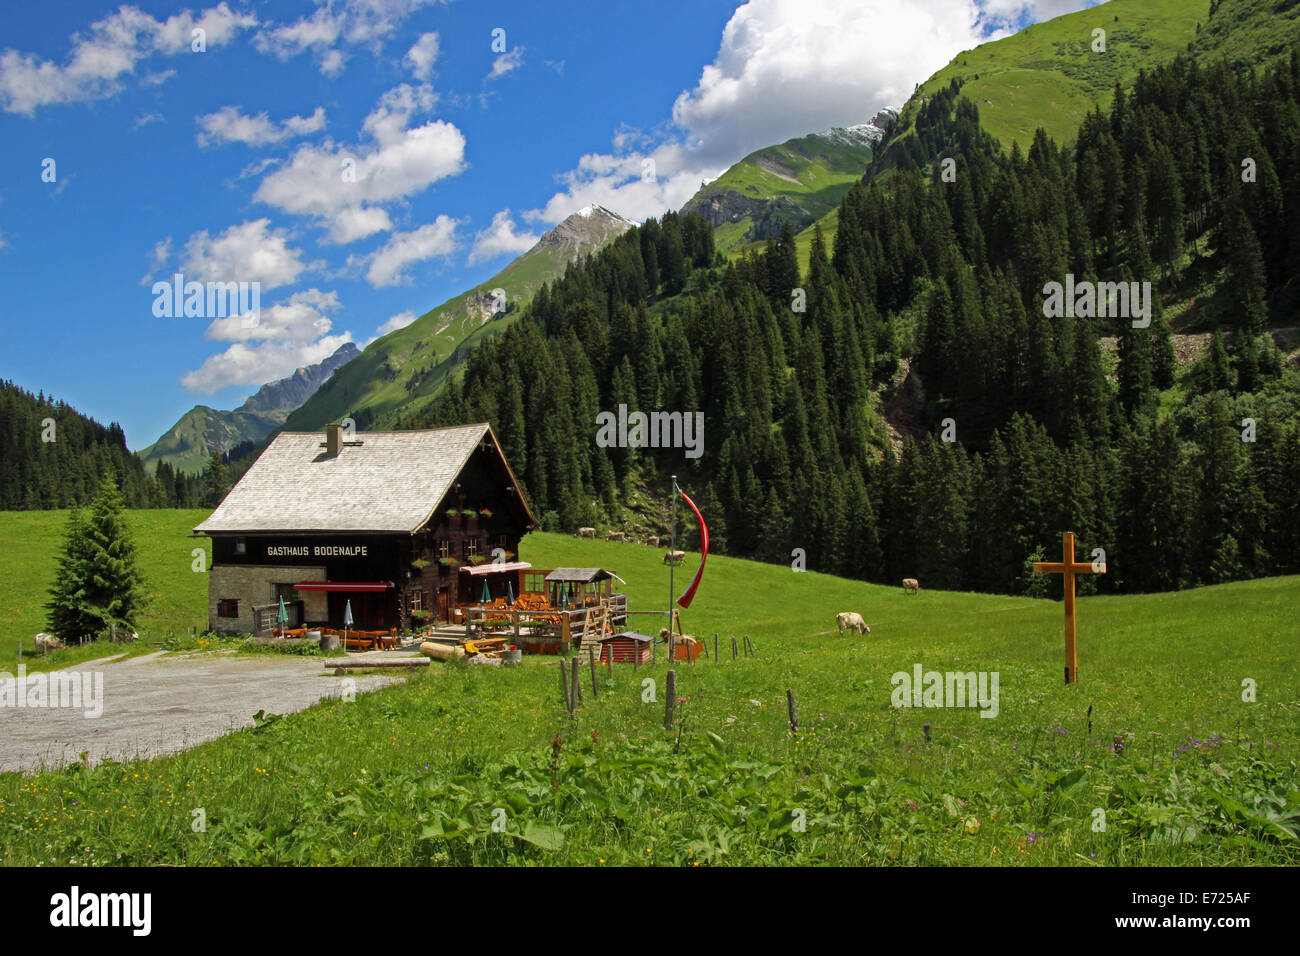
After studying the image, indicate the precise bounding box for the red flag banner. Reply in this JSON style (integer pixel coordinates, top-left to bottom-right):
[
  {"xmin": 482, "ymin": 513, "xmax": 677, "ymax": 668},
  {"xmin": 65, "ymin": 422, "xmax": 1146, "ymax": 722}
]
[{"xmin": 676, "ymin": 490, "xmax": 709, "ymax": 608}]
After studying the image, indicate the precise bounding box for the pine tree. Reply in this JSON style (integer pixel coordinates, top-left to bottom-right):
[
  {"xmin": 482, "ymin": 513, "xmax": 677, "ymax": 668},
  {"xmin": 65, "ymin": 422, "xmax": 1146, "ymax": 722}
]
[
  {"xmin": 82, "ymin": 478, "xmax": 146, "ymax": 634},
  {"xmin": 43, "ymin": 507, "xmax": 97, "ymax": 643}
]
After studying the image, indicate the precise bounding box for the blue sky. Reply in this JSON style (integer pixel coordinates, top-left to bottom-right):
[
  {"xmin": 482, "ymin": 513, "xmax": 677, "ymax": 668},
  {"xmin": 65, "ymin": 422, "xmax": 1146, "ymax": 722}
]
[{"xmin": 0, "ymin": 0, "xmax": 1081, "ymax": 453}]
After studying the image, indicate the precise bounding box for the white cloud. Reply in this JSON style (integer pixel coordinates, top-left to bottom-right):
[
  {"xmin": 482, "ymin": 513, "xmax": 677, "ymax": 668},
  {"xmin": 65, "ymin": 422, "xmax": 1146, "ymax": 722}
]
[
  {"xmin": 527, "ymin": 0, "xmax": 1032, "ymax": 224},
  {"xmin": 487, "ymin": 47, "xmax": 524, "ymax": 80},
  {"xmin": 404, "ymin": 32, "xmax": 439, "ymax": 81},
  {"xmin": 376, "ymin": 309, "xmax": 418, "ymax": 335},
  {"xmin": 205, "ymin": 288, "xmax": 340, "ymax": 343},
  {"xmin": 468, "ymin": 210, "xmax": 538, "ymax": 265},
  {"xmin": 181, "ymin": 218, "xmax": 314, "ymax": 289},
  {"xmin": 196, "ymin": 105, "xmax": 326, "ymax": 148},
  {"xmin": 255, "ymin": 0, "xmax": 440, "ymax": 77},
  {"xmin": 364, "ymin": 216, "xmax": 458, "ymax": 287},
  {"xmin": 181, "ymin": 288, "xmax": 350, "ymax": 393},
  {"xmin": 0, "ymin": 3, "xmax": 257, "ymax": 115},
  {"xmin": 254, "ymin": 83, "xmax": 465, "ymax": 244},
  {"xmin": 133, "ymin": 111, "xmax": 163, "ymax": 128},
  {"xmin": 139, "ymin": 235, "xmax": 173, "ymax": 285}
]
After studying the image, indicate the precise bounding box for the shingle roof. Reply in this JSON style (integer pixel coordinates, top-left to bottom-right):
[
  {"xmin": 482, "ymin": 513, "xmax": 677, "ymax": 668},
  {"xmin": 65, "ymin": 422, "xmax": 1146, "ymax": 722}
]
[
  {"xmin": 194, "ymin": 425, "xmax": 523, "ymax": 534},
  {"xmin": 544, "ymin": 568, "xmax": 612, "ymax": 583}
]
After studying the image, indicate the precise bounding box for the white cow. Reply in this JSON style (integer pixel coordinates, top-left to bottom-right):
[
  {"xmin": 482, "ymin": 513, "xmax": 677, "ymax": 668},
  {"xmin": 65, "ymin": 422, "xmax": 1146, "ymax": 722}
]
[
  {"xmin": 836, "ymin": 612, "xmax": 870, "ymax": 636},
  {"xmin": 576, "ymin": 527, "xmax": 596, "ymax": 538},
  {"xmin": 902, "ymin": 578, "xmax": 921, "ymax": 594},
  {"xmin": 663, "ymin": 550, "xmax": 686, "ymax": 565},
  {"xmin": 33, "ymin": 633, "xmax": 64, "ymax": 651}
]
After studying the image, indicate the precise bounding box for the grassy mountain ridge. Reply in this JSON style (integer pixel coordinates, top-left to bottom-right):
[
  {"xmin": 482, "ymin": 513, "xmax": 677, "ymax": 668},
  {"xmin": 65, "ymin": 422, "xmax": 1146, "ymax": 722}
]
[
  {"xmin": 141, "ymin": 342, "xmax": 360, "ymax": 474},
  {"xmin": 683, "ymin": 124, "xmax": 885, "ymax": 258},
  {"xmin": 280, "ymin": 206, "xmax": 635, "ymax": 433}
]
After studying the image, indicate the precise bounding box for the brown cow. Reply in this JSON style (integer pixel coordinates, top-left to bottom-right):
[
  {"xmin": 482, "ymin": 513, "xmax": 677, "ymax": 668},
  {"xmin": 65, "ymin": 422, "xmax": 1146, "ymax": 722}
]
[
  {"xmin": 663, "ymin": 550, "xmax": 686, "ymax": 565},
  {"xmin": 576, "ymin": 527, "xmax": 596, "ymax": 538},
  {"xmin": 902, "ymin": 578, "xmax": 920, "ymax": 594}
]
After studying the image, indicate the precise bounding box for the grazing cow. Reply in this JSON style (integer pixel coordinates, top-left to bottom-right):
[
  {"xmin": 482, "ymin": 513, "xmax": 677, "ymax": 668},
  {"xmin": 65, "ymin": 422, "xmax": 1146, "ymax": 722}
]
[
  {"xmin": 33, "ymin": 633, "xmax": 64, "ymax": 651},
  {"xmin": 576, "ymin": 527, "xmax": 596, "ymax": 538},
  {"xmin": 606, "ymin": 531, "xmax": 625, "ymax": 542},
  {"xmin": 659, "ymin": 627, "xmax": 697, "ymax": 645},
  {"xmin": 663, "ymin": 550, "xmax": 686, "ymax": 565},
  {"xmin": 836, "ymin": 612, "xmax": 870, "ymax": 636},
  {"xmin": 902, "ymin": 578, "xmax": 920, "ymax": 594},
  {"xmin": 645, "ymin": 535, "xmax": 660, "ymax": 548}
]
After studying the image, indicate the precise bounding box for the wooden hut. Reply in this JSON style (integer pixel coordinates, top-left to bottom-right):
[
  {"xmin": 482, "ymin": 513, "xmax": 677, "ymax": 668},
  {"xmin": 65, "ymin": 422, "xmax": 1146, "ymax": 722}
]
[{"xmin": 598, "ymin": 631, "xmax": 653, "ymax": 665}]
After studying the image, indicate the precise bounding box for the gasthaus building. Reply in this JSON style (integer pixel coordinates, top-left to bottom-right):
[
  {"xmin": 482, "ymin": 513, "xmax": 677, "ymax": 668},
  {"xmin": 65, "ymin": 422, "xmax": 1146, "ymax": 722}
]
[{"xmin": 194, "ymin": 423, "xmax": 538, "ymax": 636}]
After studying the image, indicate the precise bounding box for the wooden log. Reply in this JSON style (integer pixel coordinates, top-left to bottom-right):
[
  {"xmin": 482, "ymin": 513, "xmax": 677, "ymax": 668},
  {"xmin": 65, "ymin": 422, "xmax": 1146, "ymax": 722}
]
[
  {"xmin": 664, "ymin": 669, "xmax": 677, "ymax": 730},
  {"xmin": 324, "ymin": 658, "xmax": 430, "ymax": 669},
  {"xmin": 786, "ymin": 689, "xmax": 798, "ymax": 735}
]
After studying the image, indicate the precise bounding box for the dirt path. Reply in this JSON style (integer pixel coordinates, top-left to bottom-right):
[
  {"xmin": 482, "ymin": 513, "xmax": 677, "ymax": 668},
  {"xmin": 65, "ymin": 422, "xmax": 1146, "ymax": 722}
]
[{"xmin": 0, "ymin": 651, "xmax": 402, "ymax": 773}]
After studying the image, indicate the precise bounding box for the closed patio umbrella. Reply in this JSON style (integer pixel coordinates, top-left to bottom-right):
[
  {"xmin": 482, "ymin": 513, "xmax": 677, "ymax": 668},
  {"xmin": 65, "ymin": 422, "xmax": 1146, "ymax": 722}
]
[
  {"xmin": 276, "ymin": 595, "xmax": 288, "ymax": 634},
  {"xmin": 344, "ymin": 599, "xmax": 354, "ymax": 649},
  {"xmin": 481, "ymin": 579, "xmax": 491, "ymax": 604}
]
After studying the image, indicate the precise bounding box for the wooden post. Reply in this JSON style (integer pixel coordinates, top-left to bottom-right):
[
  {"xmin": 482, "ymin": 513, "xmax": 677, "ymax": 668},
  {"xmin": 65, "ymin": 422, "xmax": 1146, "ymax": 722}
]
[
  {"xmin": 560, "ymin": 661, "xmax": 572, "ymax": 713},
  {"xmin": 589, "ymin": 645, "xmax": 598, "ymax": 699},
  {"xmin": 923, "ymin": 723, "xmax": 932, "ymax": 744},
  {"xmin": 570, "ymin": 656, "xmax": 582, "ymax": 705},
  {"xmin": 714, "ymin": 633, "xmax": 719, "ymax": 662},
  {"xmin": 664, "ymin": 669, "xmax": 677, "ymax": 730},
  {"xmin": 786, "ymin": 689, "xmax": 798, "ymax": 735},
  {"xmin": 634, "ymin": 643, "xmax": 639, "ymax": 671},
  {"xmin": 731, "ymin": 636, "xmax": 737, "ymax": 660}
]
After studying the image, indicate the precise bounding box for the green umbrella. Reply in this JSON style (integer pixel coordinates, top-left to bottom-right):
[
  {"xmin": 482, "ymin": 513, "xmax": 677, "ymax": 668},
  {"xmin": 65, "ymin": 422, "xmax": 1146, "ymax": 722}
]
[
  {"xmin": 506, "ymin": 580, "xmax": 515, "ymax": 604},
  {"xmin": 481, "ymin": 579, "xmax": 491, "ymax": 604},
  {"xmin": 344, "ymin": 599, "xmax": 353, "ymax": 648},
  {"xmin": 276, "ymin": 595, "xmax": 288, "ymax": 635}
]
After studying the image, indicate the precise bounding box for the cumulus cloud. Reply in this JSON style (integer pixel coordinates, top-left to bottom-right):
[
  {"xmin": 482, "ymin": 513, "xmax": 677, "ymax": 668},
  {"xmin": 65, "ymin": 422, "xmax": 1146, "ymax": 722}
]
[
  {"xmin": 404, "ymin": 31, "xmax": 439, "ymax": 80},
  {"xmin": 254, "ymin": 83, "xmax": 466, "ymax": 244},
  {"xmin": 364, "ymin": 216, "xmax": 458, "ymax": 287},
  {"xmin": 196, "ymin": 105, "xmax": 326, "ymax": 148},
  {"xmin": 0, "ymin": 3, "xmax": 257, "ymax": 115},
  {"xmin": 487, "ymin": 47, "xmax": 524, "ymax": 80},
  {"xmin": 133, "ymin": 111, "xmax": 163, "ymax": 129},
  {"xmin": 181, "ymin": 218, "xmax": 314, "ymax": 289},
  {"xmin": 255, "ymin": 0, "xmax": 439, "ymax": 77},
  {"xmin": 181, "ymin": 288, "xmax": 350, "ymax": 393},
  {"xmin": 526, "ymin": 0, "xmax": 1055, "ymax": 224},
  {"xmin": 376, "ymin": 309, "xmax": 418, "ymax": 335},
  {"xmin": 468, "ymin": 209, "xmax": 539, "ymax": 265}
]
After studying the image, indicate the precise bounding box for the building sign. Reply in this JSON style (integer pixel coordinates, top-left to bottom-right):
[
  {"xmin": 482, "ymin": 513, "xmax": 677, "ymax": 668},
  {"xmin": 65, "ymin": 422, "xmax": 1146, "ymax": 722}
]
[{"xmin": 266, "ymin": 544, "xmax": 369, "ymax": 558}]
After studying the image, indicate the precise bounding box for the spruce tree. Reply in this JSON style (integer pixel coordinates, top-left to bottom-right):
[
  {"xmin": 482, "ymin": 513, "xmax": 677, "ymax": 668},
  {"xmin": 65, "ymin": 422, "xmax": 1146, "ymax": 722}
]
[
  {"xmin": 82, "ymin": 478, "xmax": 145, "ymax": 634},
  {"xmin": 43, "ymin": 507, "xmax": 97, "ymax": 643}
]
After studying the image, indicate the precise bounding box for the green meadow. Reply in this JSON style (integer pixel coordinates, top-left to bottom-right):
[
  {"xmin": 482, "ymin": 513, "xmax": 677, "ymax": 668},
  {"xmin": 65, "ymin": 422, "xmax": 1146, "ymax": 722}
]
[{"xmin": 0, "ymin": 510, "xmax": 1296, "ymax": 866}]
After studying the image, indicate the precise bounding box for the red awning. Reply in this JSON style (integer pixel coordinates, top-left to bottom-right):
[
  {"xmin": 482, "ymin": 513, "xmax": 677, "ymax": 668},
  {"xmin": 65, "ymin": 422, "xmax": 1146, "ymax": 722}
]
[
  {"xmin": 459, "ymin": 561, "xmax": 532, "ymax": 576},
  {"xmin": 293, "ymin": 581, "xmax": 392, "ymax": 592}
]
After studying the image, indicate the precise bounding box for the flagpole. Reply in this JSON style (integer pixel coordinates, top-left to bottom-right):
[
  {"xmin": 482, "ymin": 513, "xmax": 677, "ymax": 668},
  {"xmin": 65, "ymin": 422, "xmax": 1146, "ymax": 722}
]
[{"xmin": 668, "ymin": 475, "xmax": 677, "ymax": 641}]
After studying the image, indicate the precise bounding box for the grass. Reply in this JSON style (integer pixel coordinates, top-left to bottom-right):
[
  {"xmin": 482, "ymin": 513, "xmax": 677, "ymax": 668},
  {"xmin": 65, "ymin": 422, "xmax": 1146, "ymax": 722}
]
[
  {"xmin": 0, "ymin": 511, "xmax": 1296, "ymax": 866},
  {"xmin": 908, "ymin": 0, "xmax": 1208, "ymax": 151},
  {"xmin": 0, "ymin": 509, "xmax": 211, "ymax": 672}
]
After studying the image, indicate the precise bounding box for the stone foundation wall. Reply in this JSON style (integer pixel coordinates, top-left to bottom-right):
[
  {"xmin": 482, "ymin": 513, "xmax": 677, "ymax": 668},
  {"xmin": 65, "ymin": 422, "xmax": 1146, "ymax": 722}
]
[{"xmin": 208, "ymin": 565, "xmax": 327, "ymax": 635}]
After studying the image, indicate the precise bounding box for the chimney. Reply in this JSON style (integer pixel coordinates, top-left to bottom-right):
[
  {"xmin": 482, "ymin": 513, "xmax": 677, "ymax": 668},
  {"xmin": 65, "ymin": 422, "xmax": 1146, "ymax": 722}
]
[{"xmin": 326, "ymin": 423, "xmax": 343, "ymax": 456}]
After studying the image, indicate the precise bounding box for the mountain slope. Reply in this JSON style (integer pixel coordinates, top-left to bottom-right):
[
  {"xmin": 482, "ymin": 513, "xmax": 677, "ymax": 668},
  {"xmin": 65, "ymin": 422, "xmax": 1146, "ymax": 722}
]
[
  {"xmin": 280, "ymin": 205, "xmax": 635, "ymax": 432},
  {"xmin": 896, "ymin": 0, "xmax": 1208, "ymax": 153},
  {"xmin": 681, "ymin": 117, "xmax": 892, "ymax": 256},
  {"xmin": 141, "ymin": 342, "xmax": 360, "ymax": 473}
]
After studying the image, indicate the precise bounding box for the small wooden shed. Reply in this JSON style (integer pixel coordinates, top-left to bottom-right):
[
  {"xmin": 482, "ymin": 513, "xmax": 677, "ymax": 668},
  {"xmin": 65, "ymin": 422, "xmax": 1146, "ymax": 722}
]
[{"xmin": 597, "ymin": 630, "xmax": 653, "ymax": 665}]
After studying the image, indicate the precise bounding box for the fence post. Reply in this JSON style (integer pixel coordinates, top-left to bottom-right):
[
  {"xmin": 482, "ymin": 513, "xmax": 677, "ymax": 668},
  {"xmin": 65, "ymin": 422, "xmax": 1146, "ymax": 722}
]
[
  {"xmin": 589, "ymin": 645, "xmax": 598, "ymax": 699},
  {"xmin": 664, "ymin": 669, "xmax": 677, "ymax": 730},
  {"xmin": 561, "ymin": 661, "xmax": 573, "ymax": 713},
  {"xmin": 571, "ymin": 656, "xmax": 582, "ymax": 705},
  {"xmin": 714, "ymin": 633, "xmax": 719, "ymax": 662},
  {"xmin": 786, "ymin": 689, "xmax": 798, "ymax": 735},
  {"xmin": 731, "ymin": 636, "xmax": 737, "ymax": 661}
]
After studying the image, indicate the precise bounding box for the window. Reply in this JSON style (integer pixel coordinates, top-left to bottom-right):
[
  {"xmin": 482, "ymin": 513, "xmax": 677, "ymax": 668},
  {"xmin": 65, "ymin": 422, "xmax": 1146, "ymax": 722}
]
[
  {"xmin": 273, "ymin": 583, "xmax": 298, "ymax": 604},
  {"xmin": 217, "ymin": 599, "xmax": 239, "ymax": 618},
  {"xmin": 493, "ymin": 534, "xmax": 509, "ymax": 554},
  {"xmin": 235, "ymin": 537, "xmax": 247, "ymax": 555},
  {"xmin": 435, "ymin": 538, "xmax": 450, "ymax": 560},
  {"xmin": 410, "ymin": 588, "xmax": 425, "ymax": 612},
  {"xmin": 462, "ymin": 537, "xmax": 479, "ymax": 561}
]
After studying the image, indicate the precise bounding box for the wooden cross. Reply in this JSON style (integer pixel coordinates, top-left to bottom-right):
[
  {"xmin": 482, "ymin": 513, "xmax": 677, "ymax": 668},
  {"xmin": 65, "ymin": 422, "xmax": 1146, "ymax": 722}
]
[{"xmin": 1033, "ymin": 531, "xmax": 1105, "ymax": 684}]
